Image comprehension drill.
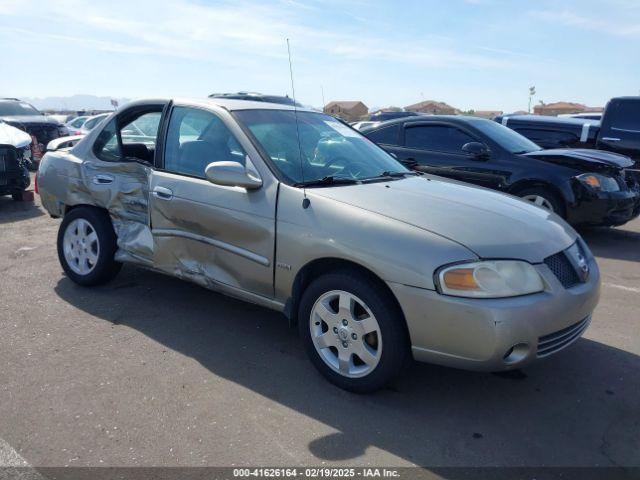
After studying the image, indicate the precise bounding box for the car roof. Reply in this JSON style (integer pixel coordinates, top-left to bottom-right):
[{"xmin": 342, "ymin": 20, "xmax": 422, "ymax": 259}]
[
  {"xmin": 123, "ymin": 97, "xmax": 315, "ymax": 113},
  {"xmin": 361, "ymin": 115, "xmax": 490, "ymax": 132}
]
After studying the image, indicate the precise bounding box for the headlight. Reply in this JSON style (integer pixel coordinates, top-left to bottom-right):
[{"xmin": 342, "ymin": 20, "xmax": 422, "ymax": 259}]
[
  {"xmin": 577, "ymin": 173, "xmax": 620, "ymax": 192},
  {"xmin": 437, "ymin": 260, "xmax": 544, "ymax": 298}
]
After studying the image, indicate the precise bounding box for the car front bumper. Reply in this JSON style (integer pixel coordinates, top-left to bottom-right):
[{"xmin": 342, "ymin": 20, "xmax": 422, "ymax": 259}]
[
  {"xmin": 568, "ymin": 186, "xmax": 640, "ymax": 227},
  {"xmin": 387, "ymin": 255, "xmax": 600, "ymax": 372}
]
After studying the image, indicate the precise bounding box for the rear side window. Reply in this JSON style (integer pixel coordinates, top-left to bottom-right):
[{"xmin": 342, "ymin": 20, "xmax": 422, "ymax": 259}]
[
  {"xmin": 163, "ymin": 107, "xmax": 246, "ymax": 178},
  {"xmin": 366, "ymin": 124, "xmax": 400, "ymax": 145},
  {"xmin": 93, "ymin": 119, "xmax": 122, "ymax": 161},
  {"xmin": 404, "ymin": 125, "xmax": 475, "ymax": 153},
  {"xmin": 608, "ymin": 101, "xmax": 640, "ymax": 131}
]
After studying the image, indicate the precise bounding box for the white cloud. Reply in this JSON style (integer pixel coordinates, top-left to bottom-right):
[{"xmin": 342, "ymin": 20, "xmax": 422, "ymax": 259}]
[
  {"xmin": 530, "ymin": 9, "xmax": 640, "ymax": 38},
  {"xmin": 0, "ymin": 0, "xmax": 516, "ymax": 69}
]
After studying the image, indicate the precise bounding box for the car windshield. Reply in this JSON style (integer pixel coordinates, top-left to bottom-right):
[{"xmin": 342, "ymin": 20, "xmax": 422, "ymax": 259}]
[
  {"xmin": 234, "ymin": 109, "xmax": 409, "ymax": 185},
  {"xmin": 470, "ymin": 118, "xmax": 542, "ymax": 154},
  {"xmin": 0, "ymin": 101, "xmax": 41, "ymax": 116}
]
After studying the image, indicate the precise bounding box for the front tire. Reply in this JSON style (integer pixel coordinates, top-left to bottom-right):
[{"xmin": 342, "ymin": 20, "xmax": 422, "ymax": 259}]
[
  {"xmin": 57, "ymin": 206, "xmax": 122, "ymax": 286},
  {"xmin": 298, "ymin": 271, "xmax": 410, "ymax": 393}
]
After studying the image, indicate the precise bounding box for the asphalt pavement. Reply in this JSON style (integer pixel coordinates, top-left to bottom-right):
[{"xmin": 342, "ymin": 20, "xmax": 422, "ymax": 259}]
[{"xmin": 0, "ymin": 193, "xmax": 638, "ymax": 471}]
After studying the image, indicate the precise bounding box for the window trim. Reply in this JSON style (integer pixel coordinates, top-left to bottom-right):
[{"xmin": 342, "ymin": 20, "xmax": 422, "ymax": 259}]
[{"xmin": 401, "ymin": 121, "xmax": 481, "ymax": 156}]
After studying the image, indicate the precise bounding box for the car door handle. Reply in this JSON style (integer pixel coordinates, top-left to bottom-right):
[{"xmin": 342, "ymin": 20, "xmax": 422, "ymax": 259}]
[
  {"xmin": 92, "ymin": 174, "xmax": 114, "ymax": 185},
  {"xmin": 152, "ymin": 186, "xmax": 173, "ymax": 200},
  {"xmin": 602, "ymin": 137, "xmax": 621, "ymax": 142}
]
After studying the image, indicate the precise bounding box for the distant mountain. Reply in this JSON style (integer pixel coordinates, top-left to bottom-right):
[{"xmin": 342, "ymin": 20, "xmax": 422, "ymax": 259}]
[{"xmin": 21, "ymin": 95, "xmax": 132, "ymax": 112}]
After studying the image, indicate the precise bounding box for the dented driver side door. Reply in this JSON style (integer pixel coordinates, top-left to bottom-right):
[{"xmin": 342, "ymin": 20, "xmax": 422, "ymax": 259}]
[{"xmin": 147, "ymin": 105, "xmax": 277, "ymax": 298}]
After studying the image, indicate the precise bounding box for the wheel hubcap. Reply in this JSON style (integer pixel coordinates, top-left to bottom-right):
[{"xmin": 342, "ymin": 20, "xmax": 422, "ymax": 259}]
[
  {"xmin": 309, "ymin": 290, "xmax": 382, "ymax": 378},
  {"xmin": 522, "ymin": 194, "xmax": 554, "ymax": 212},
  {"xmin": 63, "ymin": 218, "xmax": 100, "ymax": 275}
]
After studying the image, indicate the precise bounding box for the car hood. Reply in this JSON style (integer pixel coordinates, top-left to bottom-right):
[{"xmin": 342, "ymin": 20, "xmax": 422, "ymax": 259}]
[
  {"xmin": 522, "ymin": 148, "xmax": 634, "ymax": 170},
  {"xmin": 0, "ymin": 121, "xmax": 32, "ymax": 148},
  {"xmin": 0, "ymin": 115, "xmax": 61, "ymax": 127},
  {"xmin": 311, "ymin": 176, "xmax": 577, "ymax": 263}
]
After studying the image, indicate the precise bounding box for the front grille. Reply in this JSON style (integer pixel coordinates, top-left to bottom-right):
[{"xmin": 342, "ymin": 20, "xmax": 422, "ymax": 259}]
[
  {"xmin": 0, "ymin": 146, "xmax": 20, "ymax": 187},
  {"xmin": 537, "ymin": 316, "xmax": 590, "ymax": 357},
  {"xmin": 544, "ymin": 250, "xmax": 580, "ymax": 288},
  {"xmin": 0, "ymin": 146, "xmax": 19, "ymax": 172}
]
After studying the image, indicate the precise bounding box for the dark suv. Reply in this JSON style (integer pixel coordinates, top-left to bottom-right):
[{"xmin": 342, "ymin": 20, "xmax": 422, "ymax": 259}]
[
  {"xmin": 362, "ymin": 116, "xmax": 640, "ymax": 227},
  {"xmin": 0, "ymin": 98, "xmax": 68, "ymax": 164}
]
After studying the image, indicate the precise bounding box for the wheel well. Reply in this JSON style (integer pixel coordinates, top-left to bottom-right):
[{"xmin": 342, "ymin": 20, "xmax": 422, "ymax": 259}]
[
  {"xmin": 64, "ymin": 203, "xmax": 106, "ymax": 216},
  {"xmin": 508, "ymin": 180, "xmax": 567, "ymax": 213},
  {"xmin": 285, "ymin": 257, "xmax": 404, "ymax": 326}
]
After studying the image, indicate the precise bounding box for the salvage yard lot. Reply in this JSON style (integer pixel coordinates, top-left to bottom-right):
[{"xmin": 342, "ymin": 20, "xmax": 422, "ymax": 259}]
[{"xmin": 0, "ymin": 192, "xmax": 639, "ymax": 468}]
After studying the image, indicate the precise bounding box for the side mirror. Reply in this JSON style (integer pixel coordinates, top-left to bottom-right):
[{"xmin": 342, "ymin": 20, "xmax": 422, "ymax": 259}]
[
  {"xmin": 462, "ymin": 142, "xmax": 490, "ymax": 159},
  {"xmin": 205, "ymin": 161, "xmax": 262, "ymax": 190}
]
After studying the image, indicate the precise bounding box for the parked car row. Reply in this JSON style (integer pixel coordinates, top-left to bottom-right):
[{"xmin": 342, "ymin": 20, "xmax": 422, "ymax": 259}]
[
  {"xmin": 361, "ymin": 115, "xmax": 640, "ymax": 227},
  {"xmin": 37, "ymin": 97, "xmax": 602, "ymax": 392}
]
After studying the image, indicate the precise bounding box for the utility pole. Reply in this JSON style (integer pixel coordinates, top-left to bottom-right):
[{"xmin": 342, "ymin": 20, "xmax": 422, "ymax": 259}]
[
  {"xmin": 321, "ymin": 85, "xmax": 325, "ymax": 108},
  {"xmin": 528, "ymin": 86, "xmax": 536, "ymax": 113}
]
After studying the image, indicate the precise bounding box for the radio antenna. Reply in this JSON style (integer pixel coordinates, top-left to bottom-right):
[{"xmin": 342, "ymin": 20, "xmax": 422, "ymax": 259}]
[{"xmin": 286, "ymin": 38, "xmax": 310, "ymax": 208}]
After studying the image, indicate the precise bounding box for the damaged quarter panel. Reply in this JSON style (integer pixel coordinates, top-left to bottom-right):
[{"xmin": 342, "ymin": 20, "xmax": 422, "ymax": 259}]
[{"xmin": 38, "ymin": 127, "xmax": 155, "ymax": 266}]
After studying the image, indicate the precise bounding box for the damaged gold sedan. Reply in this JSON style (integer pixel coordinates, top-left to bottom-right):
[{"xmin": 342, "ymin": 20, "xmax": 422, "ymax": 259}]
[{"xmin": 38, "ymin": 98, "xmax": 600, "ymax": 392}]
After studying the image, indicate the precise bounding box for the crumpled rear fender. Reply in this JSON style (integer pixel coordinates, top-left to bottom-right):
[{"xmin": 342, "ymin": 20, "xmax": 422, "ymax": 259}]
[{"xmin": 38, "ymin": 151, "xmax": 154, "ymax": 266}]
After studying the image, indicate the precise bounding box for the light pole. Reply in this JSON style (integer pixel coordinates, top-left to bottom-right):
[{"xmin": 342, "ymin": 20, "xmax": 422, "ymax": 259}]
[{"xmin": 528, "ymin": 86, "xmax": 536, "ymax": 113}]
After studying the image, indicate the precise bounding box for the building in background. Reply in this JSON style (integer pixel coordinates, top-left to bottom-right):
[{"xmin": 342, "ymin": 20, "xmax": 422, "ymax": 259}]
[
  {"xmin": 323, "ymin": 101, "xmax": 368, "ymax": 122},
  {"xmin": 533, "ymin": 102, "xmax": 603, "ymax": 116},
  {"xmin": 404, "ymin": 100, "xmax": 458, "ymax": 115}
]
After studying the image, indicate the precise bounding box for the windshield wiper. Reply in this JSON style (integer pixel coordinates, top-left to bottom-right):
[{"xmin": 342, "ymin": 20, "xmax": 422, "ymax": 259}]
[
  {"xmin": 360, "ymin": 171, "xmax": 419, "ymax": 183},
  {"xmin": 293, "ymin": 176, "xmax": 360, "ymax": 188}
]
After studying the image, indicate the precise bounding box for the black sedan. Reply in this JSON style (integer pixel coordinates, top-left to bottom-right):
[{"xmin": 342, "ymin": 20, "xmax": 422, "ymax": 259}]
[{"xmin": 361, "ymin": 116, "xmax": 640, "ymax": 227}]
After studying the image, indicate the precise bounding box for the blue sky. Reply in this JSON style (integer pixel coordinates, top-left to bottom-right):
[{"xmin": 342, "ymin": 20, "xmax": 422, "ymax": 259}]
[{"xmin": 1, "ymin": 0, "xmax": 639, "ymax": 112}]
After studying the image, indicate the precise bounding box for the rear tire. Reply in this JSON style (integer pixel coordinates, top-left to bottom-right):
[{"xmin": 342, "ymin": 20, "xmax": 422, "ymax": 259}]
[
  {"xmin": 298, "ymin": 270, "xmax": 410, "ymax": 393},
  {"xmin": 11, "ymin": 192, "xmax": 23, "ymax": 201},
  {"xmin": 516, "ymin": 187, "xmax": 565, "ymax": 218},
  {"xmin": 57, "ymin": 206, "xmax": 122, "ymax": 286}
]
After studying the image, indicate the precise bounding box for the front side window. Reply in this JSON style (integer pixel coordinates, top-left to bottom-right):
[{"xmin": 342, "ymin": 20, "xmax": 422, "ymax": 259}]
[
  {"xmin": 234, "ymin": 109, "xmax": 407, "ymax": 184},
  {"xmin": 404, "ymin": 125, "xmax": 476, "ymax": 153},
  {"xmin": 164, "ymin": 107, "xmax": 246, "ymax": 178},
  {"xmin": 366, "ymin": 124, "xmax": 400, "ymax": 145}
]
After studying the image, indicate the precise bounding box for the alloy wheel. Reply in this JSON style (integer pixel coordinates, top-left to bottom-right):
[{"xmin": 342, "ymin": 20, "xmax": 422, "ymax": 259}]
[
  {"xmin": 63, "ymin": 218, "xmax": 100, "ymax": 275},
  {"xmin": 522, "ymin": 194, "xmax": 554, "ymax": 212},
  {"xmin": 309, "ymin": 290, "xmax": 382, "ymax": 378}
]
